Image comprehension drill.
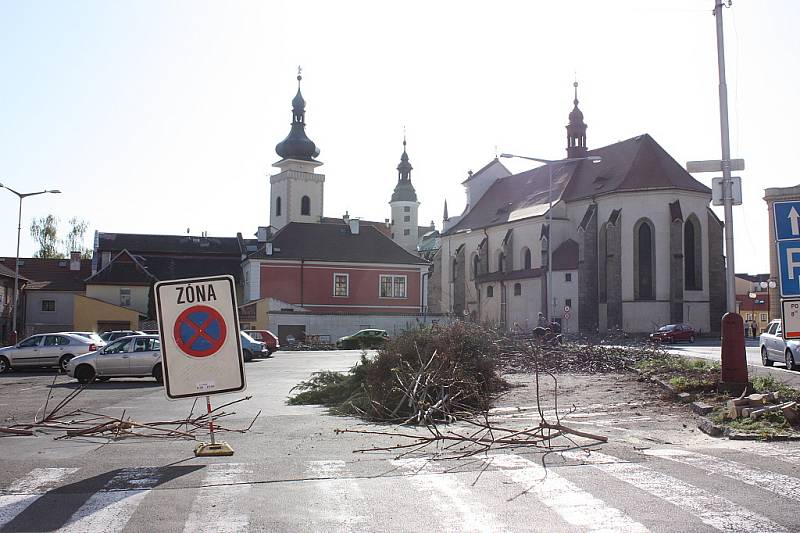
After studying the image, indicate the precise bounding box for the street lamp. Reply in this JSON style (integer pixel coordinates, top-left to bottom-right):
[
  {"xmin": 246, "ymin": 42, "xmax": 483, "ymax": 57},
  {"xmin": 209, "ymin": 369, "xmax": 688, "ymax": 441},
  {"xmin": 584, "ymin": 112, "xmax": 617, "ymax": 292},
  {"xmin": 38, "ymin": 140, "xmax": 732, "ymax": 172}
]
[
  {"xmin": 0, "ymin": 183, "xmax": 61, "ymax": 343},
  {"xmin": 499, "ymin": 154, "xmax": 602, "ymax": 321}
]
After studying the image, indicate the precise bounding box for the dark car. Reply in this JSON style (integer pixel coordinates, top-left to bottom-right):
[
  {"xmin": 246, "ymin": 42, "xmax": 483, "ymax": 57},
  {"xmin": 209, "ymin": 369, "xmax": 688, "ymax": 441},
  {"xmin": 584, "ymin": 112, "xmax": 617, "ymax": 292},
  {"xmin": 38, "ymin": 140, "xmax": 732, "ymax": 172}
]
[
  {"xmin": 649, "ymin": 324, "xmax": 697, "ymax": 344},
  {"xmin": 336, "ymin": 329, "xmax": 389, "ymax": 349}
]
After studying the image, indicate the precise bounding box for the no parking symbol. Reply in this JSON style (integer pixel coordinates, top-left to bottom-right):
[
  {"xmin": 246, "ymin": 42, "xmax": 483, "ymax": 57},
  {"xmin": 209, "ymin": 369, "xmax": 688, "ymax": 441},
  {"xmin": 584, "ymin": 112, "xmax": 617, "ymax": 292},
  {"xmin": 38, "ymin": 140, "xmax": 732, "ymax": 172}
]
[{"xmin": 174, "ymin": 305, "xmax": 227, "ymax": 358}]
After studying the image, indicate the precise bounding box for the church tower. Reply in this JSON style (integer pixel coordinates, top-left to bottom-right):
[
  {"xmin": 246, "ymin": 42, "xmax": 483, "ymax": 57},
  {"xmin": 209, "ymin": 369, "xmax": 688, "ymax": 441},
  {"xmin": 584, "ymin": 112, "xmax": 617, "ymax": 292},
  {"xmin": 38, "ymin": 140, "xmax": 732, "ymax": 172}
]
[
  {"xmin": 389, "ymin": 138, "xmax": 419, "ymax": 253},
  {"xmin": 270, "ymin": 70, "xmax": 325, "ymax": 230},
  {"xmin": 566, "ymin": 81, "xmax": 588, "ymax": 159}
]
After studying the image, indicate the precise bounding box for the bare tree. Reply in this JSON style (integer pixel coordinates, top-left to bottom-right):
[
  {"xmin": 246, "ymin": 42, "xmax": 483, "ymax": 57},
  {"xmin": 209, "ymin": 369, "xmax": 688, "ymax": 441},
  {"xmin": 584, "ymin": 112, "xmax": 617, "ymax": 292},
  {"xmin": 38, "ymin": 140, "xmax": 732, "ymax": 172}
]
[{"xmin": 30, "ymin": 215, "xmax": 64, "ymax": 259}]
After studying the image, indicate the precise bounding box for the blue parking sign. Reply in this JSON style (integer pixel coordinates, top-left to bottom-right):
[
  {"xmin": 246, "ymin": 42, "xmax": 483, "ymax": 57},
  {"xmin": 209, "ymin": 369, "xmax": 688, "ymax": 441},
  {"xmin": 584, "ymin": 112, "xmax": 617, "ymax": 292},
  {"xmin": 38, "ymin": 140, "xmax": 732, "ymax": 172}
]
[
  {"xmin": 774, "ymin": 201, "xmax": 800, "ymax": 241},
  {"xmin": 778, "ymin": 239, "xmax": 800, "ymax": 297}
]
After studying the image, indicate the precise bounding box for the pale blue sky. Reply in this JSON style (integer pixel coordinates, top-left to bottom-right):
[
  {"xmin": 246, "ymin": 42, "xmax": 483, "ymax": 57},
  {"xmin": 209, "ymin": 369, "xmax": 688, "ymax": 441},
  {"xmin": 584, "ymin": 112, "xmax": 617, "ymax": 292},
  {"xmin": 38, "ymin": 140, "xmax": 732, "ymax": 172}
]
[{"xmin": 1, "ymin": 1, "xmax": 798, "ymax": 274}]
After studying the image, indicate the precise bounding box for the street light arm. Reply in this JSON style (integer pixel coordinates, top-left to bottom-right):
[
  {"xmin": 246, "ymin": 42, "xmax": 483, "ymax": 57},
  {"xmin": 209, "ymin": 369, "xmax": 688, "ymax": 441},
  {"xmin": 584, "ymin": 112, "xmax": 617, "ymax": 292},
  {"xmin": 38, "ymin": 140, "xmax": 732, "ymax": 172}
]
[{"xmin": 500, "ymin": 153, "xmax": 553, "ymax": 164}]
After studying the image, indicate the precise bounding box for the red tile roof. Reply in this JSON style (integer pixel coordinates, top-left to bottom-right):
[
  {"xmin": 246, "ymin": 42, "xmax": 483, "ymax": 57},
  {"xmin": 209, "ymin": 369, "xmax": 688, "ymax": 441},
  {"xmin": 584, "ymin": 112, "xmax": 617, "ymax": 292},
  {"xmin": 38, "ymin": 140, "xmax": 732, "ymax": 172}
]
[{"xmin": 0, "ymin": 257, "xmax": 92, "ymax": 291}]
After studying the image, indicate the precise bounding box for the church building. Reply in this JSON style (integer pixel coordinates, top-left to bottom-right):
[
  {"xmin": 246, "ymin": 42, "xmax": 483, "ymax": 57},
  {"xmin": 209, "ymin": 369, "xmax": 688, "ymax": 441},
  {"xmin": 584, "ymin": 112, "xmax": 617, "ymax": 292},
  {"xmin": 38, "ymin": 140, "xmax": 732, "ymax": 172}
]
[{"xmin": 435, "ymin": 84, "xmax": 726, "ymax": 334}]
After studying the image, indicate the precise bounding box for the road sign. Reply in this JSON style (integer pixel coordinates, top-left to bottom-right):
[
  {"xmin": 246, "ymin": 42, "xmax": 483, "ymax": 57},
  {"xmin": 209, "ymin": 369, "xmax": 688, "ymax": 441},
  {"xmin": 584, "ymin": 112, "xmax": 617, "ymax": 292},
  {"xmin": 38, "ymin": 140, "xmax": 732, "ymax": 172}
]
[
  {"xmin": 777, "ymin": 240, "xmax": 800, "ymax": 297},
  {"xmin": 782, "ymin": 299, "xmax": 800, "ymax": 339},
  {"xmin": 686, "ymin": 158, "xmax": 745, "ymax": 173},
  {"xmin": 711, "ymin": 176, "xmax": 742, "ymax": 206},
  {"xmin": 773, "ymin": 201, "xmax": 800, "ymax": 241},
  {"xmin": 155, "ymin": 275, "xmax": 245, "ymax": 399},
  {"xmin": 564, "ymin": 305, "xmax": 571, "ymax": 313},
  {"xmin": 563, "ymin": 312, "xmax": 571, "ymax": 320}
]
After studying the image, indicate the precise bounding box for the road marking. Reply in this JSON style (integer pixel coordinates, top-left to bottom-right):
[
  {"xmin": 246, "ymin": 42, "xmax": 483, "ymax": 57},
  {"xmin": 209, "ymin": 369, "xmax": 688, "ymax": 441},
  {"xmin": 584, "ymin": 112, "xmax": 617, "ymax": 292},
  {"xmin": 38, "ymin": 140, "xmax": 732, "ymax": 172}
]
[
  {"xmin": 394, "ymin": 458, "xmax": 509, "ymax": 533},
  {"xmin": 738, "ymin": 442, "xmax": 800, "ymax": 467},
  {"xmin": 0, "ymin": 468, "xmax": 78, "ymax": 528},
  {"xmin": 59, "ymin": 467, "xmax": 163, "ymax": 533},
  {"xmin": 183, "ymin": 463, "xmax": 251, "ymax": 533},
  {"xmin": 306, "ymin": 460, "xmax": 367, "ymax": 532},
  {"xmin": 645, "ymin": 449, "xmax": 800, "ymax": 500},
  {"xmin": 484, "ymin": 454, "xmax": 649, "ymax": 533},
  {"xmin": 563, "ymin": 450, "xmax": 787, "ymax": 533}
]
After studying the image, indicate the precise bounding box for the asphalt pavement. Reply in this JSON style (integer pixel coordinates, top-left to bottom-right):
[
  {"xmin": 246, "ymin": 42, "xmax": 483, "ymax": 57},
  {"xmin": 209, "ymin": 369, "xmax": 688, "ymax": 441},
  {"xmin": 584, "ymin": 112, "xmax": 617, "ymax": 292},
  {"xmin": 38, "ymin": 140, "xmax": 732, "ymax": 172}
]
[{"xmin": 0, "ymin": 349, "xmax": 799, "ymax": 532}]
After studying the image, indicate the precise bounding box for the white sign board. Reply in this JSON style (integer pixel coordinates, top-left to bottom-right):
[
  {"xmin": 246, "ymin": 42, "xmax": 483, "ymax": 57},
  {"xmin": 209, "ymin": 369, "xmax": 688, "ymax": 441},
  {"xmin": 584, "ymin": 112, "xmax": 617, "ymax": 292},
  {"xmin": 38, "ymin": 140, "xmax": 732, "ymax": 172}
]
[
  {"xmin": 155, "ymin": 275, "xmax": 246, "ymax": 399},
  {"xmin": 686, "ymin": 158, "xmax": 745, "ymax": 173},
  {"xmin": 711, "ymin": 176, "xmax": 742, "ymax": 206},
  {"xmin": 781, "ymin": 299, "xmax": 800, "ymax": 340}
]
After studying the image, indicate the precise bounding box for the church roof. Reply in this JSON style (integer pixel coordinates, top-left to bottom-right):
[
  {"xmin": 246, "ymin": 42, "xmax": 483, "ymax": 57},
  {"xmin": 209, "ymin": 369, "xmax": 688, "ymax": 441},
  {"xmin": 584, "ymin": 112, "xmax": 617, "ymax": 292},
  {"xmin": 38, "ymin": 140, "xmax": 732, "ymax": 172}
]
[
  {"xmin": 444, "ymin": 134, "xmax": 710, "ymax": 234},
  {"xmin": 250, "ymin": 222, "xmax": 428, "ymax": 265}
]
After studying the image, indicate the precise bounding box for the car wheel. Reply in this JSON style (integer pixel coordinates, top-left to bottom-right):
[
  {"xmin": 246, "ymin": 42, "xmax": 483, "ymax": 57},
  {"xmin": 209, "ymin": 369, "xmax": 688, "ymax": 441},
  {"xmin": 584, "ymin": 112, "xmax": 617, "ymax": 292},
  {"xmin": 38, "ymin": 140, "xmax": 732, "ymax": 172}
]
[
  {"xmin": 59, "ymin": 354, "xmax": 74, "ymax": 373},
  {"xmin": 761, "ymin": 347, "xmax": 774, "ymax": 367},
  {"xmin": 0, "ymin": 356, "xmax": 10, "ymax": 374},
  {"xmin": 153, "ymin": 364, "xmax": 163, "ymax": 384},
  {"xmin": 265, "ymin": 348, "xmax": 273, "ymax": 358},
  {"xmin": 75, "ymin": 364, "xmax": 95, "ymax": 384},
  {"xmin": 787, "ymin": 350, "xmax": 798, "ymax": 371},
  {"xmin": 243, "ymin": 349, "xmax": 253, "ymax": 362}
]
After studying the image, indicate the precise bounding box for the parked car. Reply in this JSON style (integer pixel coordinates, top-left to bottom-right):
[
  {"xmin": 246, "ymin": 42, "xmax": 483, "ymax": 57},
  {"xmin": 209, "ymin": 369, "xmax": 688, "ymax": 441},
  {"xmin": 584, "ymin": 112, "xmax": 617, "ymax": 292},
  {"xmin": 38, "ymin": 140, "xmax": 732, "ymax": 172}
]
[
  {"xmin": 0, "ymin": 333, "xmax": 101, "ymax": 374},
  {"xmin": 100, "ymin": 330, "xmax": 146, "ymax": 342},
  {"xmin": 243, "ymin": 330, "xmax": 280, "ymax": 355},
  {"xmin": 62, "ymin": 332, "xmax": 106, "ymax": 348},
  {"xmin": 760, "ymin": 319, "xmax": 799, "ymax": 370},
  {"xmin": 66, "ymin": 334, "xmax": 163, "ymax": 384},
  {"xmin": 336, "ymin": 329, "xmax": 389, "ymax": 349},
  {"xmin": 649, "ymin": 324, "xmax": 697, "ymax": 344},
  {"xmin": 240, "ymin": 331, "xmax": 269, "ymax": 361}
]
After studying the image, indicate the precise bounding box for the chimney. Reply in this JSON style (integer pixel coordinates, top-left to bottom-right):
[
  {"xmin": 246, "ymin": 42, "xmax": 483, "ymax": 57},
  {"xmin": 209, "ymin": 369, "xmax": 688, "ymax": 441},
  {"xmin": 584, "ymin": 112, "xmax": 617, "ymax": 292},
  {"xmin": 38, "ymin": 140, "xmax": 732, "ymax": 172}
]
[
  {"xmin": 70, "ymin": 251, "xmax": 81, "ymax": 271},
  {"xmin": 256, "ymin": 226, "xmax": 269, "ymax": 243},
  {"xmin": 343, "ymin": 211, "xmax": 350, "ymax": 225},
  {"xmin": 349, "ymin": 218, "xmax": 360, "ymax": 235}
]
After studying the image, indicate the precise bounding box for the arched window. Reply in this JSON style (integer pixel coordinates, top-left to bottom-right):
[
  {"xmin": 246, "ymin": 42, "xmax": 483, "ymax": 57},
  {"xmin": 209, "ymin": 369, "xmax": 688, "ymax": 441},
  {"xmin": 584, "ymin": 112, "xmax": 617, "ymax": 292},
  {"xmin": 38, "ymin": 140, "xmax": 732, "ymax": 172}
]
[
  {"xmin": 275, "ymin": 196, "xmax": 282, "ymax": 217},
  {"xmin": 513, "ymin": 283, "xmax": 522, "ymax": 296},
  {"xmin": 522, "ymin": 248, "xmax": 532, "ymax": 270},
  {"xmin": 487, "ymin": 286, "xmax": 494, "ymax": 297},
  {"xmin": 452, "ymin": 257, "xmax": 458, "ymax": 282},
  {"xmin": 498, "ymin": 252, "xmax": 505, "ymax": 273},
  {"xmin": 634, "ymin": 218, "xmax": 655, "ymax": 300},
  {"xmin": 684, "ymin": 214, "xmax": 703, "ymax": 290},
  {"xmin": 301, "ymin": 196, "xmax": 311, "ymax": 216},
  {"xmin": 471, "ymin": 253, "xmax": 479, "ymax": 280}
]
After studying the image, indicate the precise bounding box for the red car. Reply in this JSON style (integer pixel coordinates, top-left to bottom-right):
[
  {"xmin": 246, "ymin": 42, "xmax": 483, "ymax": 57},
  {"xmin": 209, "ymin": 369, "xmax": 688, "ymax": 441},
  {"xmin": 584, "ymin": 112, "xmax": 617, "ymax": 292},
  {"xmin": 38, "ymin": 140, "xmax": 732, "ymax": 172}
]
[
  {"xmin": 649, "ymin": 324, "xmax": 697, "ymax": 344},
  {"xmin": 243, "ymin": 330, "xmax": 280, "ymax": 355}
]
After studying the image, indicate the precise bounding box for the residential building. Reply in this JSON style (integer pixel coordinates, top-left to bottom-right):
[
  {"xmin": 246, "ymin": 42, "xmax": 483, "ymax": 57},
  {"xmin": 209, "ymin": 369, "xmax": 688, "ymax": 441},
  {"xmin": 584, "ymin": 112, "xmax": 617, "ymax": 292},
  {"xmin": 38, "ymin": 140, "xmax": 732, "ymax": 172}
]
[
  {"xmin": 0, "ymin": 262, "xmax": 23, "ymax": 343},
  {"xmin": 735, "ymin": 273, "xmax": 772, "ymax": 335}
]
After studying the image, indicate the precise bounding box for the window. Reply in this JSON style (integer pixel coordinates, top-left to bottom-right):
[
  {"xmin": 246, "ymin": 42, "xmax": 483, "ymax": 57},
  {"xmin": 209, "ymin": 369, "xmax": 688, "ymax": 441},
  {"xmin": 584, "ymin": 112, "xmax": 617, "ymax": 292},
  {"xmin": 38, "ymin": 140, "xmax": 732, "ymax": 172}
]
[
  {"xmin": 471, "ymin": 254, "xmax": 479, "ymax": 280},
  {"xmin": 684, "ymin": 214, "xmax": 703, "ymax": 290},
  {"xmin": 276, "ymin": 196, "xmax": 282, "ymax": 216},
  {"xmin": 380, "ymin": 275, "xmax": 407, "ymax": 298},
  {"xmin": 451, "ymin": 257, "xmax": 458, "ymax": 282},
  {"xmin": 403, "ymin": 229, "xmax": 410, "ymax": 236},
  {"xmin": 120, "ymin": 288, "xmax": 131, "ymax": 307},
  {"xmin": 41, "ymin": 299, "xmax": 56, "ymax": 312},
  {"xmin": 565, "ymin": 273, "xmax": 572, "ymax": 282},
  {"xmin": 565, "ymin": 298, "xmax": 572, "ymax": 308},
  {"xmin": 105, "ymin": 338, "xmax": 133, "ymax": 354},
  {"xmin": 404, "ymin": 215, "xmax": 410, "ymax": 222},
  {"xmin": 745, "ymin": 313, "xmax": 753, "ymax": 320},
  {"xmin": 634, "ymin": 219, "xmax": 655, "ymax": 300},
  {"xmin": 513, "ymin": 283, "xmax": 522, "ymax": 296},
  {"xmin": 498, "ymin": 252, "xmax": 505, "ymax": 272},
  {"xmin": 523, "ymin": 248, "xmax": 532, "ymax": 270},
  {"xmin": 301, "ymin": 195, "xmax": 311, "ymax": 216},
  {"xmin": 18, "ymin": 336, "xmax": 42, "ymax": 348},
  {"xmin": 404, "ymin": 206, "xmax": 410, "ymax": 212},
  {"xmin": 768, "ymin": 322, "xmax": 778, "ymax": 335},
  {"xmin": 487, "ymin": 286, "xmax": 494, "ymax": 297},
  {"xmin": 333, "ymin": 273, "xmax": 349, "ymax": 297},
  {"xmin": 761, "ymin": 313, "xmax": 768, "ymax": 322}
]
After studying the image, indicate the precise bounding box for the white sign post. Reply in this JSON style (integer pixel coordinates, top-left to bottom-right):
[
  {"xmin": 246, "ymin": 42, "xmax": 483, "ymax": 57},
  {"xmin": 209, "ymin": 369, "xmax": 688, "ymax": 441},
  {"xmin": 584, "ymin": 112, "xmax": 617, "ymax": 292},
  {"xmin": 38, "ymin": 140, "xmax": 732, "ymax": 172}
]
[{"xmin": 155, "ymin": 274, "xmax": 246, "ymax": 456}]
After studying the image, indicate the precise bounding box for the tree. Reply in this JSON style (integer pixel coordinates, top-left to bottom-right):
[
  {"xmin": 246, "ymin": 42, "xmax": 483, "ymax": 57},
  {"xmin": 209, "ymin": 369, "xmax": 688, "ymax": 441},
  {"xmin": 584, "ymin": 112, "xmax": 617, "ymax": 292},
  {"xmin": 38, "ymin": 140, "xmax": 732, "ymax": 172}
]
[
  {"xmin": 30, "ymin": 215, "xmax": 64, "ymax": 259},
  {"xmin": 63, "ymin": 217, "xmax": 92, "ymax": 258}
]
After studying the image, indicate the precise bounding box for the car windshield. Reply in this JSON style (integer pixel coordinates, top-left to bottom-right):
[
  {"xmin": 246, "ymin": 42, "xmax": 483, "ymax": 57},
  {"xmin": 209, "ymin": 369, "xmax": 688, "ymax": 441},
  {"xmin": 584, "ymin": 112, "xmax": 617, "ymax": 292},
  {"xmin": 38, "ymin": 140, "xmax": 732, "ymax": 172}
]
[
  {"xmin": 241, "ymin": 332, "xmax": 256, "ymax": 343},
  {"xmin": 658, "ymin": 325, "xmax": 676, "ymax": 332}
]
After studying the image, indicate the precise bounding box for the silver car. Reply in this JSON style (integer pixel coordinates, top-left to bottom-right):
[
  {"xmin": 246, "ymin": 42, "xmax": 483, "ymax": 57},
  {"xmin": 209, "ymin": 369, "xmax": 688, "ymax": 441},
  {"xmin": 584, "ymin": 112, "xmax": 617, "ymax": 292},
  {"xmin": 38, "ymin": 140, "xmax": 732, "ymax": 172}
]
[
  {"xmin": 66, "ymin": 335, "xmax": 163, "ymax": 384},
  {"xmin": 0, "ymin": 333, "xmax": 101, "ymax": 374},
  {"xmin": 760, "ymin": 319, "xmax": 800, "ymax": 370}
]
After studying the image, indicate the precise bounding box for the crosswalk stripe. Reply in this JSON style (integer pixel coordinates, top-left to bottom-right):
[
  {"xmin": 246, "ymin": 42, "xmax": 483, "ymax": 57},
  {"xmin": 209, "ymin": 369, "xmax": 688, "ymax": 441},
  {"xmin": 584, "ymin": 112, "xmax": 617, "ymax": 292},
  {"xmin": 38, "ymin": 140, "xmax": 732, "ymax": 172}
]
[
  {"xmin": 646, "ymin": 448, "xmax": 800, "ymax": 500},
  {"xmin": 59, "ymin": 467, "xmax": 163, "ymax": 533},
  {"xmin": 0, "ymin": 468, "xmax": 78, "ymax": 529},
  {"xmin": 737, "ymin": 442, "xmax": 800, "ymax": 467},
  {"xmin": 393, "ymin": 458, "xmax": 510, "ymax": 533},
  {"xmin": 484, "ymin": 454, "xmax": 650, "ymax": 533},
  {"xmin": 183, "ymin": 463, "xmax": 251, "ymax": 533},
  {"xmin": 563, "ymin": 450, "xmax": 787, "ymax": 533},
  {"xmin": 306, "ymin": 460, "xmax": 368, "ymax": 531}
]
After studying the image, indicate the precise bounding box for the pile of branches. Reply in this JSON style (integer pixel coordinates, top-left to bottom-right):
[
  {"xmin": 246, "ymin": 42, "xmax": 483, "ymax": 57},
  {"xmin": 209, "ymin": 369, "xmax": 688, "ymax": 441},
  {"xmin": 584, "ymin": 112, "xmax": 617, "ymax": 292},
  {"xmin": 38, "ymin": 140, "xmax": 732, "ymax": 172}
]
[
  {"xmin": 494, "ymin": 336, "xmax": 663, "ymax": 374},
  {"xmin": 0, "ymin": 383, "xmax": 258, "ymax": 440},
  {"xmin": 290, "ymin": 322, "xmax": 507, "ymax": 423}
]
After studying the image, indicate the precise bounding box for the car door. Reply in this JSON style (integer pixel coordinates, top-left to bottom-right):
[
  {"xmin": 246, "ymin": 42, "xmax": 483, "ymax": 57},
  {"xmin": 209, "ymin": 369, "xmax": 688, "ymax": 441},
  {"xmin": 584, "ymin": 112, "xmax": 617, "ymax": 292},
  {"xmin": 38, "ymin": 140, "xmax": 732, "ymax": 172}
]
[
  {"xmin": 129, "ymin": 337, "xmax": 160, "ymax": 375},
  {"xmin": 11, "ymin": 336, "xmax": 44, "ymax": 367},
  {"xmin": 41, "ymin": 335, "xmax": 68, "ymax": 366},
  {"xmin": 95, "ymin": 338, "xmax": 133, "ymax": 376},
  {"xmin": 773, "ymin": 322, "xmax": 784, "ymax": 360}
]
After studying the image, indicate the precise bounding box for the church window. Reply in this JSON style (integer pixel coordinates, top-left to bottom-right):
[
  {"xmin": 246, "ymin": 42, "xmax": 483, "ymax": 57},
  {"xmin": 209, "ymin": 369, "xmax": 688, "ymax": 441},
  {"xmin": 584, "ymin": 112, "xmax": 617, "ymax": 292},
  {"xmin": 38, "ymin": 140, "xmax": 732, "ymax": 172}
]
[
  {"xmin": 634, "ymin": 218, "xmax": 656, "ymax": 300},
  {"xmin": 333, "ymin": 273, "xmax": 349, "ymax": 297},
  {"xmin": 522, "ymin": 248, "xmax": 532, "ymax": 270},
  {"xmin": 404, "ymin": 206, "xmax": 410, "ymax": 212},
  {"xmin": 684, "ymin": 214, "xmax": 703, "ymax": 290},
  {"xmin": 403, "ymin": 229, "xmax": 410, "ymax": 236},
  {"xmin": 452, "ymin": 257, "xmax": 458, "ymax": 282},
  {"xmin": 513, "ymin": 283, "xmax": 522, "ymax": 296},
  {"xmin": 301, "ymin": 196, "xmax": 311, "ymax": 215},
  {"xmin": 275, "ymin": 196, "xmax": 282, "ymax": 216},
  {"xmin": 404, "ymin": 215, "xmax": 410, "ymax": 222},
  {"xmin": 599, "ymin": 223, "xmax": 608, "ymax": 303},
  {"xmin": 471, "ymin": 253, "xmax": 479, "ymax": 280},
  {"xmin": 498, "ymin": 252, "xmax": 505, "ymax": 273},
  {"xmin": 487, "ymin": 286, "xmax": 494, "ymax": 297}
]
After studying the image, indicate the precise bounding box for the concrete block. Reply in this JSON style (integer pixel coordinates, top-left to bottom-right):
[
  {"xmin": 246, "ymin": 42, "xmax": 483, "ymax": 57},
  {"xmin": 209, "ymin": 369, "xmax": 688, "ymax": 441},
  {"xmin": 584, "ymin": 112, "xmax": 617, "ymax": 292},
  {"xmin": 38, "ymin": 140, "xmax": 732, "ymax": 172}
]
[
  {"xmin": 677, "ymin": 392, "xmax": 694, "ymax": 403},
  {"xmin": 698, "ymin": 418, "xmax": 723, "ymax": 437},
  {"xmin": 692, "ymin": 401, "xmax": 714, "ymax": 415}
]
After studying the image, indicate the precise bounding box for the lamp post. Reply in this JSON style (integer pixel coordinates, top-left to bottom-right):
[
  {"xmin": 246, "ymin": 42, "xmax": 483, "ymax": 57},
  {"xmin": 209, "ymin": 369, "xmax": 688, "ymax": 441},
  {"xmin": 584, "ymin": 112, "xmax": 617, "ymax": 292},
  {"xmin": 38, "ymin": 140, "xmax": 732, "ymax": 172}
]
[
  {"xmin": 499, "ymin": 154, "xmax": 602, "ymax": 320},
  {"xmin": 0, "ymin": 184, "xmax": 61, "ymax": 343}
]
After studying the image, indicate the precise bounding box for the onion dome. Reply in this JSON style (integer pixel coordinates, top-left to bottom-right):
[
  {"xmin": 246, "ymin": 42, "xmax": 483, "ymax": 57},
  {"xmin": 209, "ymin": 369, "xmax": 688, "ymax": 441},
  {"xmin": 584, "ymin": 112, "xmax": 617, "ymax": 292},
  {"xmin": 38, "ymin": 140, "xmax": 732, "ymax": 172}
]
[
  {"xmin": 391, "ymin": 138, "xmax": 418, "ymax": 202},
  {"xmin": 275, "ymin": 72, "xmax": 320, "ymax": 161}
]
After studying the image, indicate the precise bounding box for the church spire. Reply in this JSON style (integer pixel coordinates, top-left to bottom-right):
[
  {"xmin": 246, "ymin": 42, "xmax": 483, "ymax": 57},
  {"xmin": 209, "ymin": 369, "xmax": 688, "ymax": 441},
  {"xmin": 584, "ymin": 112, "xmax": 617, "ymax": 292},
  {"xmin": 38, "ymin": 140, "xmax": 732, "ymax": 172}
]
[
  {"xmin": 397, "ymin": 136, "xmax": 413, "ymax": 181},
  {"xmin": 391, "ymin": 135, "xmax": 417, "ymax": 202},
  {"xmin": 566, "ymin": 80, "xmax": 588, "ymax": 158},
  {"xmin": 275, "ymin": 67, "xmax": 320, "ymax": 161},
  {"xmin": 443, "ymin": 199, "xmax": 449, "ymax": 221}
]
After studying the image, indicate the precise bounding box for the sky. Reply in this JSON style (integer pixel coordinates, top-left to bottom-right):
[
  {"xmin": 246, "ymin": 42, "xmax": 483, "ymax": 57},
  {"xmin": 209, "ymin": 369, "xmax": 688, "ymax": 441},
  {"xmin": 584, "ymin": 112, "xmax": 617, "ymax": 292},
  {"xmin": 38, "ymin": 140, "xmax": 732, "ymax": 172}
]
[{"xmin": 1, "ymin": 1, "xmax": 798, "ymax": 275}]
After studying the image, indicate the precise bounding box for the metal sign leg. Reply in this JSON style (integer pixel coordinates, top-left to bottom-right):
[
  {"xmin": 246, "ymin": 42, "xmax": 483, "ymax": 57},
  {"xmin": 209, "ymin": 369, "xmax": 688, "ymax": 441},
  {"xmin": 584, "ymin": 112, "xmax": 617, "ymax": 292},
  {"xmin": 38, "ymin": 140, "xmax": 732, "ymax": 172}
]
[{"xmin": 194, "ymin": 395, "xmax": 233, "ymax": 457}]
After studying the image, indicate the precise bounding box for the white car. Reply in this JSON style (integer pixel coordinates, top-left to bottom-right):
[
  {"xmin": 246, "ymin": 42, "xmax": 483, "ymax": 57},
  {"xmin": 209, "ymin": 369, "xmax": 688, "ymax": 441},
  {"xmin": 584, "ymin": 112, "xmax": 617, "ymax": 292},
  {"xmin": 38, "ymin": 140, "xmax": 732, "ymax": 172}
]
[
  {"xmin": 65, "ymin": 335, "xmax": 163, "ymax": 384},
  {"xmin": 760, "ymin": 319, "xmax": 799, "ymax": 370},
  {"xmin": 0, "ymin": 333, "xmax": 101, "ymax": 374}
]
